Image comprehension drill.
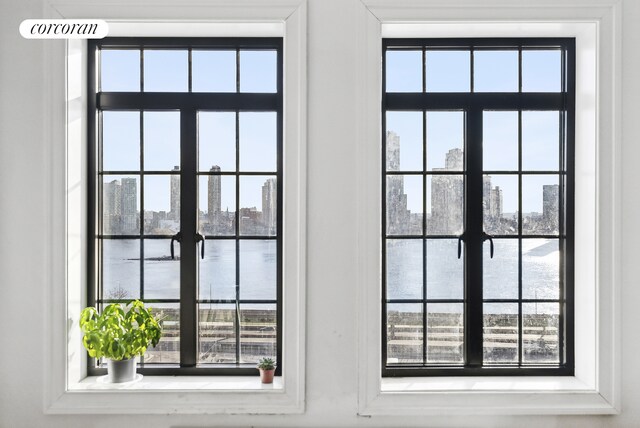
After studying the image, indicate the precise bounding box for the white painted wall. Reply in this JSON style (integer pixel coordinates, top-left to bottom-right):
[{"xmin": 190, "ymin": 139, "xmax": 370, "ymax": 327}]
[{"xmin": 1, "ymin": 0, "xmax": 639, "ymax": 426}]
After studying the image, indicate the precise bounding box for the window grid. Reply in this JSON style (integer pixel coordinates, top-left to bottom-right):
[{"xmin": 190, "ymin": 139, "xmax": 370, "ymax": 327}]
[
  {"xmin": 382, "ymin": 38, "xmax": 574, "ymax": 376},
  {"xmin": 88, "ymin": 38, "xmax": 283, "ymax": 376}
]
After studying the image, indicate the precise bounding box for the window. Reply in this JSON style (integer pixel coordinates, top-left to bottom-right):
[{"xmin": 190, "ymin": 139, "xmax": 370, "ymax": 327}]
[
  {"xmin": 88, "ymin": 37, "xmax": 283, "ymax": 375},
  {"xmin": 382, "ymin": 38, "xmax": 575, "ymax": 376}
]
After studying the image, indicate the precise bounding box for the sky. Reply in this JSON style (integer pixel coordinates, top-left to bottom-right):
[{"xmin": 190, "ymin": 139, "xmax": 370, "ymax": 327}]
[
  {"xmin": 385, "ymin": 48, "xmax": 563, "ymax": 215},
  {"xmin": 100, "ymin": 49, "xmax": 278, "ymax": 213},
  {"xmin": 100, "ymin": 47, "xmax": 563, "ymax": 217}
]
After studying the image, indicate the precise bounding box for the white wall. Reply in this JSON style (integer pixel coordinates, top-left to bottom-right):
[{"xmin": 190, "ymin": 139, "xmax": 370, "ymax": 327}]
[{"xmin": 1, "ymin": 0, "xmax": 639, "ymax": 426}]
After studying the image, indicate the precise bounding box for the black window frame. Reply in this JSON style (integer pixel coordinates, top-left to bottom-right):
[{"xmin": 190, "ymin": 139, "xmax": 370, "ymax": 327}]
[
  {"xmin": 87, "ymin": 37, "xmax": 284, "ymax": 376},
  {"xmin": 382, "ymin": 38, "xmax": 575, "ymax": 377}
]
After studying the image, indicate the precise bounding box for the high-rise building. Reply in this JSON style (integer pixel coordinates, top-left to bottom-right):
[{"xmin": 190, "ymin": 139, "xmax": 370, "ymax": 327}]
[
  {"xmin": 431, "ymin": 148, "xmax": 464, "ymax": 234},
  {"xmin": 103, "ymin": 179, "xmax": 122, "ymax": 234},
  {"xmin": 482, "ymin": 175, "xmax": 504, "ymax": 220},
  {"xmin": 387, "ymin": 130, "xmax": 400, "ymax": 171},
  {"xmin": 208, "ymin": 166, "xmax": 221, "ymax": 230},
  {"xmin": 386, "ymin": 131, "xmax": 412, "ymax": 234},
  {"xmin": 490, "ymin": 186, "xmax": 503, "ymax": 219},
  {"xmin": 121, "ymin": 177, "xmax": 138, "ymax": 233},
  {"xmin": 170, "ymin": 165, "xmax": 180, "ymax": 221},
  {"xmin": 543, "ymin": 184, "xmax": 559, "ymax": 231},
  {"xmin": 262, "ymin": 178, "xmax": 277, "ymax": 235}
]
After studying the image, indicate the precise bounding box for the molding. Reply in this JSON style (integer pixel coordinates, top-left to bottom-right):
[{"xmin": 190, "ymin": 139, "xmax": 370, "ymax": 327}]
[
  {"xmin": 43, "ymin": 0, "xmax": 307, "ymax": 415},
  {"xmin": 356, "ymin": 0, "xmax": 621, "ymax": 416}
]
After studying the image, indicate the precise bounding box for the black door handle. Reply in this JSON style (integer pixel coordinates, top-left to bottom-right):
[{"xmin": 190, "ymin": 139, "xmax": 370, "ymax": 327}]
[
  {"xmin": 170, "ymin": 231, "xmax": 182, "ymax": 260},
  {"xmin": 482, "ymin": 232, "xmax": 494, "ymax": 259},
  {"xmin": 195, "ymin": 233, "xmax": 205, "ymax": 259},
  {"xmin": 457, "ymin": 234, "xmax": 465, "ymax": 259}
]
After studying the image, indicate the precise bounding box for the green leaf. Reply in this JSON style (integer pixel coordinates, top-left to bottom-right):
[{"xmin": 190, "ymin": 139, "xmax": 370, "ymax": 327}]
[{"xmin": 78, "ymin": 300, "xmax": 164, "ymax": 360}]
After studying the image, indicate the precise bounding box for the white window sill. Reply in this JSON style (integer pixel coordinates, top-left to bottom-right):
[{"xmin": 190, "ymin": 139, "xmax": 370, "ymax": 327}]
[
  {"xmin": 46, "ymin": 375, "xmax": 301, "ymax": 414},
  {"xmin": 381, "ymin": 376, "xmax": 592, "ymax": 393},
  {"xmin": 357, "ymin": 376, "xmax": 617, "ymax": 416},
  {"xmin": 70, "ymin": 375, "xmax": 284, "ymax": 392}
]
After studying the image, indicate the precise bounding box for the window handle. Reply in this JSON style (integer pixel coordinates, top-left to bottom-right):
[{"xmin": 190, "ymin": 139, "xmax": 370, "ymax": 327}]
[
  {"xmin": 195, "ymin": 233, "xmax": 205, "ymax": 259},
  {"xmin": 170, "ymin": 231, "xmax": 182, "ymax": 260},
  {"xmin": 457, "ymin": 234, "xmax": 465, "ymax": 259},
  {"xmin": 482, "ymin": 232, "xmax": 494, "ymax": 259}
]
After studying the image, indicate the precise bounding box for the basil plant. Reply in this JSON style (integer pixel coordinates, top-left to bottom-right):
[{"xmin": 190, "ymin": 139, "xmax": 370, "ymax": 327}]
[{"xmin": 79, "ymin": 300, "xmax": 162, "ymax": 361}]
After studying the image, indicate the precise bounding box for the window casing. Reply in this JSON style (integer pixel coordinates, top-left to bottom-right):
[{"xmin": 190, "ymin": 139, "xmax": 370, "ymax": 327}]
[
  {"xmin": 87, "ymin": 37, "xmax": 283, "ymax": 376},
  {"xmin": 382, "ymin": 38, "xmax": 575, "ymax": 376}
]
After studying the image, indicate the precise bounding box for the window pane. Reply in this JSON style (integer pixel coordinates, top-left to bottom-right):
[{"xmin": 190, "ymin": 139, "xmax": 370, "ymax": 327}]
[
  {"xmin": 386, "ymin": 239, "xmax": 422, "ymax": 300},
  {"xmin": 522, "ymin": 239, "xmax": 560, "ymax": 300},
  {"xmin": 101, "ymin": 49, "xmax": 140, "ymax": 92},
  {"xmin": 427, "ymin": 303, "xmax": 463, "ymax": 364},
  {"xmin": 427, "ymin": 111, "xmax": 464, "ymax": 172},
  {"xmin": 240, "ymin": 50, "xmax": 277, "ymax": 93},
  {"xmin": 483, "ymin": 303, "xmax": 519, "ymax": 364},
  {"xmin": 199, "ymin": 304, "xmax": 236, "ymax": 363},
  {"xmin": 523, "ymin": 303, "xmax": 560, "ymax": 363},
  {"xmin": 240, "ymin": 304, "xmax": 277, "ymax": 364},
  {"xmin": 239, "ymin": 176, "xmax": 277, "ymax": 236},
  {"xmin": 387, "ymin": 304, "xmax": 423, "ymax": 364},
  {"xmin": 386, "ymin": 111, "xmax": 423, "ymax": 172},
  {"xmin": 199, "ymin": 111, "xmax": 236, "ymax": 172},
  {"xmin": 102, "ymin": 111, "xmax": 139, "ymax": 171},
  {"xmin": 144, "ymin": 303, "xmax": 179, "ymax": 364},
  {"xmin": 425, "ymin": 50, "xmax": 470, "ymax": 92},
  {"xmin": 522, "ymin": 50, "xmax": 562, "ymax": 93},
  {"xmin": 143, "ymin": 239, "xmax": 179, "ymax": 299},
  {"xmin": 427, "ymin": 174, "xmax": 464, "ymax": 235},
  {"xmin": 522, "ymin": 175, "xmax": 559, "ymax": 235},
  {"xmin": 192, "ymin": 50, "xmax": 236, "ymax": 92},
  {"xmin": 143, "ymin": 50, "xmax": 188, "ymax": 92},
  {"xmin": 102, "ymin": 239, "xmax": 140, "ymax": 300},
  {"xmin": 386, "ymin": 175, "xmax": 423, "ymax": 236},
  {"xmin": 483, "ymin": 174, "xmax": 518, "ymax": 235},
  {"xmin": 474, "ymin": 50, "xmax": 519, "ymax": 92},
  {"xmin": 199, "ymin": 240, "xmax": 236, "ymax": 301},
  {"xmin": 483, "ymin": 111, "xmax": 518, "ymax": 171},
  {"xmin": 386, "ymin": 50, "xmax": 422, "ymax": 92},
  {"xmin": 239, "ymin": 112, "xmax": 277, "ymax": 172},
  {"xmin": 239, "ymin": 240, "xmax": 276, "ymax": 300},
  {"xmin": 143, "ymin": 111, "xmax": 180, "ymax": 171},
  {"xmin": 426, "ymin": 239, "xmax": 463, "ymax": 299},
  {"xmin": 483, "ymin": 239, "xmax": 518, "ymax": 299},
  {"xmin": 522, "ymin": 111, "xmax": 560, "ymax": 171},
  {"xmin": 102, "ymin": 175, "xmax": 140, "ymax": 235},
  {"xmin": 199, "ymin": 175, "xmax": 236, "ymax": 236},
  {"xmin": 143, "ymin": 175, "xmax": 180, "ymax": 235}
]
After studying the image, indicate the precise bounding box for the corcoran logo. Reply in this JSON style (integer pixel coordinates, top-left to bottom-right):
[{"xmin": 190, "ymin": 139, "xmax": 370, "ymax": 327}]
[{"xmin": 19, "ymin": 19, "xmax": 108, "ymax": 39}]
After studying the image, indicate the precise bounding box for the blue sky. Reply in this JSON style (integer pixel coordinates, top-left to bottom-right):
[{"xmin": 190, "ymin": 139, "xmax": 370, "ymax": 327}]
[
  {"xmin": 100, "ymin": 47, "xmax": 562, "ymax": 217},
  {"xmin": 385, "ymin": 49, "xmax": 563, "ymax": 215},
  {"xmin": 100, "ymin": 49, "xmax": 278, "ymax": 213}
]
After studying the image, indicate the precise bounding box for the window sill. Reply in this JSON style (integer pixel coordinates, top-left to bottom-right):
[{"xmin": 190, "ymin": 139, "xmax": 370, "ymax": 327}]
[
  {"xmin": 357, "ymin": 376, "xmax": 617, "ymax": 416},
  {"xmin": 46, "ymin": 375, "xmax": 301, "ymax": 414},
  {"xmin": 70, "ymin": 375, "xmax": 284, "ymax": 392},
  {"xmin": 381, "ymin": 376, "xmax": 591, "ymax": 392}
]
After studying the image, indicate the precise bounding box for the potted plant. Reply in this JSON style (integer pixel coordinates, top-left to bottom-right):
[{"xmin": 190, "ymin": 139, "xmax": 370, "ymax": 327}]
[
  {"xmin": 79, "ymin": 300, "xmax": 162, "ymax": 383},
  {"xmin": 257, "ymin": 357, "xmax": 276, "ymax": 384}
]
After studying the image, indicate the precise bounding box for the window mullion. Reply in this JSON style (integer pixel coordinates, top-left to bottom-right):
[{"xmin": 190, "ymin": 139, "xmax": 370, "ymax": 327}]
[
  {"xmin": 179, "ymin": 108, "xmax": 198, "ymax": 367},
  {"xmin": 465, "ymin": 106, "xmax": 484, "ymax": 367}
]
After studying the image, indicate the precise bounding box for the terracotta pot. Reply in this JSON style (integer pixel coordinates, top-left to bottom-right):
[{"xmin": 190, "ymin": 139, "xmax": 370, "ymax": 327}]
[{"xmin": 259, "ymin": 368, "xmax": 276, "ymax": 384}]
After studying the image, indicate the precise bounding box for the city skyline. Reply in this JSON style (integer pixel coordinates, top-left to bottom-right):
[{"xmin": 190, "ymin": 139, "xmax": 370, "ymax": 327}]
[
  {"xmin": 102, "ymin": 168, "xmax": 278, "ymax": 236},
  {"xmin": 386, "ymin": 130, "xmax": 560, "ymax": 236}
]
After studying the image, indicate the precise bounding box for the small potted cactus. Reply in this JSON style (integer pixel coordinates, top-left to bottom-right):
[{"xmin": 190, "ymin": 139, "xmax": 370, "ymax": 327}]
[{"xmin": 257, "ymin": 357, "xmax": 276, "ymax": 384}]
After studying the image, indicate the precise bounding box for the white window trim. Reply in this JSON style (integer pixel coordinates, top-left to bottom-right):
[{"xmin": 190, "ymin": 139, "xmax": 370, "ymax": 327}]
[
  {"xmin": 356, "ymin": 0, "xmax": 621, "ymax": 415},
  {"xmin": 43, "ymin": 0, "xmax": 307, "ymax": 415}
]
